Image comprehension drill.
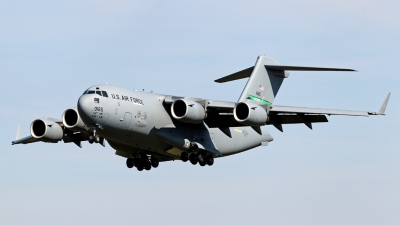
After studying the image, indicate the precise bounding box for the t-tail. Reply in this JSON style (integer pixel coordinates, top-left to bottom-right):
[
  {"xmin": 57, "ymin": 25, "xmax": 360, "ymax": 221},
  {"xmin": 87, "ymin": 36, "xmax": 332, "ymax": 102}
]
[{"xmin": 215, "ymin": 55, "xmax": 356, "ymax": 105}]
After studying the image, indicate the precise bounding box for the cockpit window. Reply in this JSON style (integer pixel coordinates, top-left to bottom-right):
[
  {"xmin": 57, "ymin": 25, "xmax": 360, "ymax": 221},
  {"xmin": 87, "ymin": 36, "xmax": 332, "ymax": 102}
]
[
  {"xmin": 87, "ymin": 90, "xmax": 95, "ymax": 94},
  {"xmin": 101, "ymin": 91, "xmax": 108, "ymax": 97},
  {"xmin": 82, "ymin": 89, "xmax": 89, "ymax": 95},
  {"xmin": 96, "ymin": 91, "xmax": 102, "ymax": 96}
]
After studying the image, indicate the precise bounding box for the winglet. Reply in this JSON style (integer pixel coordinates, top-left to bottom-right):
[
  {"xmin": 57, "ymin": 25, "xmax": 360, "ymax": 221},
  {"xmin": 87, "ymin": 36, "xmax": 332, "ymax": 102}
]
[
  {"xmin": 368, "ymin": 92, "xmax": 391, "ymax": 115},
  {"xmin": 379, "ymin": 92, "xmax": 391, "ymax": 115},
  {"xmin": 16, "ymin": 123, "xmax": 22, "ymax": 140}
]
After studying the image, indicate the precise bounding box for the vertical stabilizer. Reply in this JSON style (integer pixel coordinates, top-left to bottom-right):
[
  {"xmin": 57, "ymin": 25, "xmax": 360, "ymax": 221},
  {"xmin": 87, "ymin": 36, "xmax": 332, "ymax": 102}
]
[{"xmin": 238, "ymin": 56, "xmax": 288, "ymax": 104}]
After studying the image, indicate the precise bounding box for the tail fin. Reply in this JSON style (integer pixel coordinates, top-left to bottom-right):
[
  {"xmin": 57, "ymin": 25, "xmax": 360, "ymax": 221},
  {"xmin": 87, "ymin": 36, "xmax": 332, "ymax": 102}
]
[
  {"xmin": 238, "ymin": 56, "xmax": 286, "ymax": 105},
  {"xmin": 215, "ymin": 55, "xmax": 356, "ymax": 105}
]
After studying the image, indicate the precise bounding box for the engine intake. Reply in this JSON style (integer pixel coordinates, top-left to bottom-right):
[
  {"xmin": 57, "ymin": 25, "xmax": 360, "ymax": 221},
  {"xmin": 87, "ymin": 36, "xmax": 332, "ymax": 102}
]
[
  {"xmin": 171, "ymin": 99, "xmax": 206, "ymax": 124},
  {"xmin": 31, "ymin": 119, "xmax": 63, "ymax": 140},
  {"xmin": 62, "ymin": 108, "xmax": 86, "ymax": 131},
  {"xmin": 233, "ymin": 102, "xmax": 268, "ymax": 126}
]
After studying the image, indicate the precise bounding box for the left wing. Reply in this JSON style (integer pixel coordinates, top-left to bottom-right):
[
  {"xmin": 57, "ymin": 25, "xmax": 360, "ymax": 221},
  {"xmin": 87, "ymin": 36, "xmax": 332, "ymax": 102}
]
[
  {"xmin": 165, "ymin": 92, "xmax": 390, "ymax": 132},
  {"xmin": 271, "ymin": 92, "xmax": 390, "ymax": 116}
]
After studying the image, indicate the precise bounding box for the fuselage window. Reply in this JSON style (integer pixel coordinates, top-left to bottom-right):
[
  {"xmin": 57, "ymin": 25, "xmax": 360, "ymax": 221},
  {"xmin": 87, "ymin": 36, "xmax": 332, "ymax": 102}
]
[
  {"xmin": 96, "ymin": 91, "xmax": 102, "ymax": 96},
  {"xmin": 101, "ymin": 91, "xmax": 108, "ymax": 97},
  {"xmin": 87, "ymin": 90, "xmax": 95, "ymax": 94}
]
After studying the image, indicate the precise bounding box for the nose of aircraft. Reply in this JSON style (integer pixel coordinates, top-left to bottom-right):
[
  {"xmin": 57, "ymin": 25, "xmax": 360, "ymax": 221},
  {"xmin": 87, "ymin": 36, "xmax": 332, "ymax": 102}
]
[{"xmin": 77, "ymin": 95, "xmax": 94, "ymax": 124}]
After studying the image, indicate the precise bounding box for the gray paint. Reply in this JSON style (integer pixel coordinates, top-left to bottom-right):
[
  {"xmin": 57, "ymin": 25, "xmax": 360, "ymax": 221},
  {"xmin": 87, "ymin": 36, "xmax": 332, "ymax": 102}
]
[
  {"xmin": 238, "ymin": 56, "xmax": 285, "ymax": 104},
  {"xmin": 11, "ymin": 56, "xmax": 389, "ymax": 168}
]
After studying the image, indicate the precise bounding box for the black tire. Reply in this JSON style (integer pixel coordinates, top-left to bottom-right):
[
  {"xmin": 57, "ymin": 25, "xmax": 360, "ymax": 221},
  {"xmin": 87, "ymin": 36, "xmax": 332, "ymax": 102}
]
[
  {"xmin": 136, "ymin": 164, "xmax": 144, "ymax": 171},
  {"xmin": 134, "ymin": 158, "xmax": 143, "ymax": 170},
  {"xmin": 94, "ymin": 136, "xmax": 100, "ymax": 143},
  {"xmin": 197, "ymin": 152, "xmax": 206, "ymax": 164},
  {"xmin": 88, "ymin": 136, "xmax": 94, "ymax": 144},
  {"xmin": 126, "ymin": 158, "xmax": 134, "ymax": 168},
  {"xmin": 189, "ymin": 153, "xmax": 198, "ymax": 165},
  {"xmin": 199, "ymin": 160, "xmax": 206, "ymax": 166},
  {"xmin": 151, "ymin": 158, "xmax": 159, "ymax": 168},
  {"xmin": 144, "ymin": 160, "xmax": 152, "ymax": 170},
  {"xmin": 206, "ymin": 156, "xmax": 214, "ymax": 166},
  {"xmin": 181, "ymin": 152, "xmax": 188, "ymax": 162}
]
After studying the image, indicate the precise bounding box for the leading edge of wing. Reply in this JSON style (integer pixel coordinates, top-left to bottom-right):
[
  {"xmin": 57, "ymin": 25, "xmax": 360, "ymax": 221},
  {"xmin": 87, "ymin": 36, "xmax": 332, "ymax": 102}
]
[{"xmin": 12, "ymin": 135, "xmax": 39, "ymax": 145}]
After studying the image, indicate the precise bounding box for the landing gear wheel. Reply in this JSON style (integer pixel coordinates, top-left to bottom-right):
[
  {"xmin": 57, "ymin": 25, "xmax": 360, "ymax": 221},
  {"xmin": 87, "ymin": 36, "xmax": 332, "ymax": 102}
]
[
  {"xmin": 151, "ymin": 158, "xmax": 159, "ymax": 168},
  {"xmin": 181, "ymin": 152, "xmax": 188, "ymax": 162},
  {"xmin": 144, "ymin": 161, "xmax": 152, "ymax": 170},
  {"xmin": 197, "ymin": 152, "xmax": 206, "ymax": 164},
  {"xmin": 94, "ymin": 136, "xmax": 100, "ymax": 143},
  {"xmin": 136, "ymin": 165, "xmax": 144, "ymax": 171},
  {"xmin": 199, "ymin": 160, "xmax": 206, "ymax": 166},
  {"xmin": 189, "ymin": 153, "xmax": 198, "ymax": 165},
  {"xmin": 134, "ymin": 159, "xmax": 143, "ymax": 171},
  {"xmin": 206, "ymin": 156, "xmax": 214, "ymax": 166},
  {"xmin": 126, "ymin": 158, "xmax": 134, "ymax": 168},
  {"xmin": 88, "ymin": 136, "xmax": 94, "ymax": 144}
]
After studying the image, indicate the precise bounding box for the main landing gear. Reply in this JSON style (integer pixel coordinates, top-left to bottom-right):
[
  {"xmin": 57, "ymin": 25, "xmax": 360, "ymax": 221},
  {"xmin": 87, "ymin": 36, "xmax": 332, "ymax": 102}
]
[
  {"xmin": 126, "ymin": 154, "xmax": 159, "ymax": 172},
  {"xmin": 88, "ymin": 129, "xmax": 102, "ymax": 144},
  {"xmin": 182, "ymin": 151, "xmax": 214, "ymax": 167}
]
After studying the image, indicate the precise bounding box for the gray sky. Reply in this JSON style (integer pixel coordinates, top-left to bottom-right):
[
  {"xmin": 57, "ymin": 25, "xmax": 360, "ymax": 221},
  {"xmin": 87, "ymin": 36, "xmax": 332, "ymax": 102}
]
[{"xmin": 0, "ymin": 1, "xmax": 399, "ymax": 224}]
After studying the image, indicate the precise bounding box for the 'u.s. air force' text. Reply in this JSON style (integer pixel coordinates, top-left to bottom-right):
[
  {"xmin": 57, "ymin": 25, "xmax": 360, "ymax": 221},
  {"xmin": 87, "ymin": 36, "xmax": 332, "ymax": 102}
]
[{"xmin": 111, "ymin": 94, "xmax": 144, "ymax": 105}]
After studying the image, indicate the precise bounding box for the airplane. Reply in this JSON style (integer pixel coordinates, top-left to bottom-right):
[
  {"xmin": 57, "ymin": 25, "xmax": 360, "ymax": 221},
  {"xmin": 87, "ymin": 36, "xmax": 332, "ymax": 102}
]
[{"xmin": 12, "ymin": 56, "xmax": 391, "ymax": 171}]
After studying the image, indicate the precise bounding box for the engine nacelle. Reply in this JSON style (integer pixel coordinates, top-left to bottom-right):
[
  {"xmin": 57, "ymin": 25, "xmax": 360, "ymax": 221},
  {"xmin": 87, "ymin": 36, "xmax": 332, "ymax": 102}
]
[
  {"xmin": 171, "ymin": 99, "xmax": 206, "ymax": 124},
  {"xmin": 62, "ymin": 108, "xmax": 86, "ymax": 132},
  {"xmin": 233, "ymin": 102, "xmax": 268, "ymax": 126},
  {"xmin": 30, "ymin": 119, "xmax": 63, "ymax": 140}
]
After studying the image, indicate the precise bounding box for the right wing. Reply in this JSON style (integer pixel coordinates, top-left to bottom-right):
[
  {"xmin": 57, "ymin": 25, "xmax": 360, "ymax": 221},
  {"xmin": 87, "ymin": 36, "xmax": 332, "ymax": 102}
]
[{"xmin": 11, "ymin": 117, "xmax": 92, "ymax": 148}]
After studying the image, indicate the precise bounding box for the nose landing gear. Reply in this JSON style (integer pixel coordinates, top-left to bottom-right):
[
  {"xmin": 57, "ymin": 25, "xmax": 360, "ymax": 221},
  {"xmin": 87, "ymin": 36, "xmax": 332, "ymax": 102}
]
[{"xmin": 88, "ymin": 129, "xmax": 103, "ymax": 145}]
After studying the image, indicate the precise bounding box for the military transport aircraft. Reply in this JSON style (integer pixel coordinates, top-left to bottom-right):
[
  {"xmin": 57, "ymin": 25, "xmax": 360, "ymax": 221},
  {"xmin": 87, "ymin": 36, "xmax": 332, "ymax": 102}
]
[{"xmin": 12, "ymin": 56, "xmax": 390, "ymax": 171}]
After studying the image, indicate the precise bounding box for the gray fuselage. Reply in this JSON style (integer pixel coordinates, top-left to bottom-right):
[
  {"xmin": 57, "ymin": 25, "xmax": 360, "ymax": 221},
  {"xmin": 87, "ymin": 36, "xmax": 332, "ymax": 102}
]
[{"xmin": 77, "ymin": 84, "xmax": 273, "ymax": 160}]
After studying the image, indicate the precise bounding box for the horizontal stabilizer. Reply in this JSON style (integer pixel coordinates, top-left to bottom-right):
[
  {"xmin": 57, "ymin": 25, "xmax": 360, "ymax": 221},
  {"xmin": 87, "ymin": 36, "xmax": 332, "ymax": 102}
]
[
  {"xmin": 215, "ymin": 67, "xmax": 254, "ymax": 83},
  {"xmin": 264, "ymin": 65, "xmax": 356, "ymax": 72},
  {"xmin": 215, "ymin": 65, "xmax": 356, "ymax": 83}
]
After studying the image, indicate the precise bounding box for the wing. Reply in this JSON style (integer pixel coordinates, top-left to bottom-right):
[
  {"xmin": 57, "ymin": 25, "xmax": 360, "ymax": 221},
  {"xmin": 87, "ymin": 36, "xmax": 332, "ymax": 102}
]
[
  {"xmin": 271, "ymin": 92, "xmax": 390, "ymax": 117},
  {"xmin": 164, "ymin": 92, "xmax": 390, "ymax": 132},
  {"xmin": 11, "ymin": 117, "xmax": 93, "ymax": 148}
]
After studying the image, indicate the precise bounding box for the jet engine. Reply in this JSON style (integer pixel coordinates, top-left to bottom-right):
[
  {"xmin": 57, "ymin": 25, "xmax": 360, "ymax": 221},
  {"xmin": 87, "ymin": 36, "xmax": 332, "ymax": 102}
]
[
  {"xmin": 233, "ymin": 102, "xmax": 268, "ymax": 126},
  {"xmin": 171, "ymin": 99, "xmax": 206, "ymax": 124},
  {"xmin": 62, "ymin": 108, "xmax": 86, "ymax": 132},
  {"xmin": 30, "ymin": 119, "xmax": 63, "ymax": 140}
]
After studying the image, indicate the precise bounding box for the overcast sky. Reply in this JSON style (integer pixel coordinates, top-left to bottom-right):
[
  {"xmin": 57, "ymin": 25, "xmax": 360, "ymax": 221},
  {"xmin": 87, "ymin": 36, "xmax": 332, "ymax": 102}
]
[{"xmin": 0, "ymin": 1, "xmax": 399, "ymax": 224}]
